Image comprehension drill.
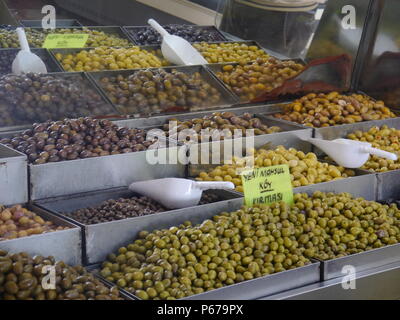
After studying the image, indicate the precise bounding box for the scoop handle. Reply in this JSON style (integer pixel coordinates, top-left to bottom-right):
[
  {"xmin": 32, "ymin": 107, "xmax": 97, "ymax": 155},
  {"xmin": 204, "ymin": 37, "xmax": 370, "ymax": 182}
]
[
  {"xmin": 148, "ymin": 19, "xmax": 169, "ymax": 37},
  {"xmin": 16, "ymin": 28, "xmax": 31, "ymax": 52},
  {"xmin": 362, "ymin": 146, "xmax": 398, "ymax": 160},
  {"xmin": 193, "ymin": 181, "xmax": 235, "ymax": 191}
]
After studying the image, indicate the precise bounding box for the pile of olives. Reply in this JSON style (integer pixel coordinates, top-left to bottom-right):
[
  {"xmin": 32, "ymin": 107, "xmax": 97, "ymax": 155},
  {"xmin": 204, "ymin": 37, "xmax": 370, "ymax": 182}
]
[
  {"xmin": 54, "ymin": 46, "xmax": 170, "ymax": 72},
  {"xmin": 0, "ymin": 205, "xmax": 68, "ymax": 241},
  {"xmin": 273, "ymin": 92, "xmax": 396, "ymax": 128},
  {"xmin": 98, "ymin": 69, "xmax": 222, "ymax": 116},
  {"xmin": 0, "ymin": 251, "xmax": 123, "ymax": 300},
  {"xmin": 291, "ymin": 192, "xmax": 400, "ymax": 261},
  {"xmin": 215, "ymin": 58, "xmax": 304, "ymax": 102},
  {"xmin": 195, "ymin": 146, "xmax": 355, "ymax": 192},
  {"xmin": 164, "ymin": 112, "xmax": 281, "ymax": 143},
  {"xmin": 64, "ymin": 197, "xmax": 167, "ymax": 225},
  {"xmin": 0, "ymin": 118, "xmax": 156, "ymax": 164},
  {"xmin": 0, "ymin": 49, "xmax": 60, "ymax": 75},
  {"xmin": 0, "ymin": 27, "xmax": 131, "ymax": 48},
  {"xmin": 193, "ymin": 42, "xmax": 270, "ymax": 64},
  {"xmin": 100, "ymin": 204, "xmax": 312, "ymax": 300},
  {"xmin": 347, "ymin": 125, "xmax": 400, "ymax": 172},
  {"xmin": 128, "ymin": 25, "xmax": 226, "ymax": 45},
  {"xmin": 99, "ymin": 191, "xmax": 400, "ymax": 299},
  {"xmin": 0, "ymin": 73, "xmax": 114, "ymax": 127}
]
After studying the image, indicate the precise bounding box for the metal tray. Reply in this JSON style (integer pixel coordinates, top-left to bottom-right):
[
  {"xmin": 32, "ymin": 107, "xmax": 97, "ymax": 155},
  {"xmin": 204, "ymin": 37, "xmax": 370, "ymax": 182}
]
[
  {"xmin": 376, "ymin": 170, "xmax": 400, "ymax": 201},
  {"xmin": 29, "ymin": 26, "xmax": 134, "ymax": 47},
  {"xmin": 0, "ymin": 48, "xmax": 62, "ymax": 75},
  {"xmin": 35, "ymin": 187, "xmax": 242, "ymax": 264},
  {"xmin": 314, "ymin": 117, "xmax": 400, "ymax": 140},
  {"xmin": 206, "ymin": 59, "xmax": 306, "ymax": 104},
  {"xmin": 0, "ymin": 71, "xmax": 120, "ymax": 132},
  {"xmin": 49, "ymin": 45, "xmax": 174, "ymax": 72},
  {"xmin": 87, "ymin": 65, "xmax": 240, "ymax": 117},
  {"xmin": 123, "ymin": 25, "xmax": 227, "ymax": 45},
  {"xmin": 318, "ymin": 243, "xmax": 400, "ymax": 281},
  {"xmin": 114, "ymin": 109, "xmax": 310, "ymax": 147},
  {"xmin": 0, "ymin": 204, "xmax": 81, "ymax": 265},
  {"xmin": 0, "ymin": 144, "xmax": 28, "ymax": 206},
  {"xmin": 73, "ymin": 197, "xmax": 319, "ymax": 299},
  {"xmin": 21, "ymin": 19, "xmax": 83, "ymax": 27},
  {"xmin": 194, "ymin": 40, "xmax": 276, "ymax": 62},
  {"xmin": 28, "ymin": 144, "xmax": 187, "ymax": 201}
]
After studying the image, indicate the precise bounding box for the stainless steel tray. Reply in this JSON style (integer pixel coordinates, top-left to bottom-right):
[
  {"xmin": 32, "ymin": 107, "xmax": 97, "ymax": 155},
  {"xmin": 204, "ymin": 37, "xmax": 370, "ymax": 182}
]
[
  {"xmin": 0, "ymin": 71, "xmax": 120, "ymax": 132},
  {"xmin": 29, "ymin": 26, "xmax": 134, "ymax": 47},
  {"xmin": 29, "ymin": 144, "xmax": 187, "ymax": 201},
  {"xmin": 0, "ymin": 204, "xmax": 81, "ymax": 265},
  {"xmin": 77, "ymin": 197, "xmax": 319, "ymax": 299},
  {"xmin": 318, "ymin": 243, "xmax": 400, "ymax": 281},
  {"xmin": 0, "ymin": 144, "xmax": 28, "ymax": 206},
  {"xmin": 123, "ymin": 25, "xmax": 227, "ymax": 45},
  {"xmin": 376, "ymin": 170, "xmax": 400, "ymax": 201},
  {"xmin": 35, "ymin": 187, "xmax": 242, "ymax": 264},
  {"xmin": 87, "ymin": 65, "xmax": 240, "ymax": 118}
]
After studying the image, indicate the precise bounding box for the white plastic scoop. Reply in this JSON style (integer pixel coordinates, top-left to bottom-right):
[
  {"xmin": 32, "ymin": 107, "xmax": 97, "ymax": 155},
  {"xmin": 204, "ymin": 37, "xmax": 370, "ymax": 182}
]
[
  {"xmin": 148, "ymin": 19, "xmax": 208, "ymax": 66},
  {"xmin": 307, "ymin": 137, "xmax": 398, "ymax": 168},
  {"xmin": 12, "ymin": 27, "xmax": 47, "ymax": 75},
  {"xmin": 129, "ymin": 178, "xmax": 235, "ymax": 209}
]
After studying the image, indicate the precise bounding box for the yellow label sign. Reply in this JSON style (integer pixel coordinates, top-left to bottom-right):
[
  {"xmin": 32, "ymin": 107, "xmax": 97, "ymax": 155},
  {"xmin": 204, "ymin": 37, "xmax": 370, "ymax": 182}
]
[
  {"xmin": 42, "ymin": 34, "xmax": 89, "ymax": 48},
  {"xmin": 241, "ymin": 165, "xmax": 293, "ymax": 207}
]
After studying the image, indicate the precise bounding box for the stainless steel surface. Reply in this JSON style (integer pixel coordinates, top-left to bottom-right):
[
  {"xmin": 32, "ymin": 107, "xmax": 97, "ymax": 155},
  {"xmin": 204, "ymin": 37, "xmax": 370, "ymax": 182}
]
[
  {"xmin": 376, "ymin": 170, "xmax": 400, "ymax": 201},
  {"xmin": 262, "ymin": 260, "xmax": 400, "ymax": 300},
  {"xmin": 358, "ymin": 0, "xmax": 400, "ymax": 108},
  {"xmin": 184, "ymin": 263, "xmax": 320, "ymax": 300},
  {"xmin": 29, "ymin": 145, "xmax": 187, "ymax": 201},
  {"xmin": 123, "ymin": 25, "xmax": 227, "ymax": 45},
  {"xmin": 319, "ymin": 243, "xmax": 400, "ymax": 281},
  {"xmin": 20, "ymin": 19, "xmax": 83, "ymax": 27},
  {"xmin": 0, "ymin": 71, "xmax": 120, "ymax": 132},
  {"xmin": 88, "ymin": 65, "xmax": 240, "ymax": 118},
  {"xmin": 0, "ymin": 204, "xmax": 81, "ymax": 265},
  {"xmin": 0, "ymin": 144, "xmax": 28, "ymax": 206},
  {"xmin": 36, "ymin": 187, "xmax": 242, "ymax": 264},
  {"xmin": 262, "ymin": 112, "xmax": 311, "ymax": 130}
]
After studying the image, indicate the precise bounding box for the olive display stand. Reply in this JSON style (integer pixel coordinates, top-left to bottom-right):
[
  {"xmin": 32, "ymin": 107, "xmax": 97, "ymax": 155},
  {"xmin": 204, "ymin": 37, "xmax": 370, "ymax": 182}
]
[
  {"xmin": 376, "ymin": 170, "xmax": 400, "ymax": 201},
  {"xmin": 0, "ymin": 144, "xmax": 28, "ymax": 206},
  {"xmin": 122, "ymin": 25, "xmax": 227, "ymax": 45},
  {"xmin": 87, "ymin": 65, "xmax": 240, "ymax": 117},
  {"xmin": 35, "ymin": 188, "xmax": 242, "ymax": 265},
  {"xmin": 0, "ymin": 204, "xmax": 82, "ymax": 265}
]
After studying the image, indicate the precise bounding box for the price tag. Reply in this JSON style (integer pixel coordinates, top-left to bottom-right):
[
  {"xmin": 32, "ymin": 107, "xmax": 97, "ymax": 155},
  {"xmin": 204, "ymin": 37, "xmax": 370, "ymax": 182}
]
[
  {"xmin": 42, "ymin": 34, "xmax": 89, "ymax": 48},
  {"xmin": 241, "ymin": 165, "xmax": 293, "ymax": 207}
]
